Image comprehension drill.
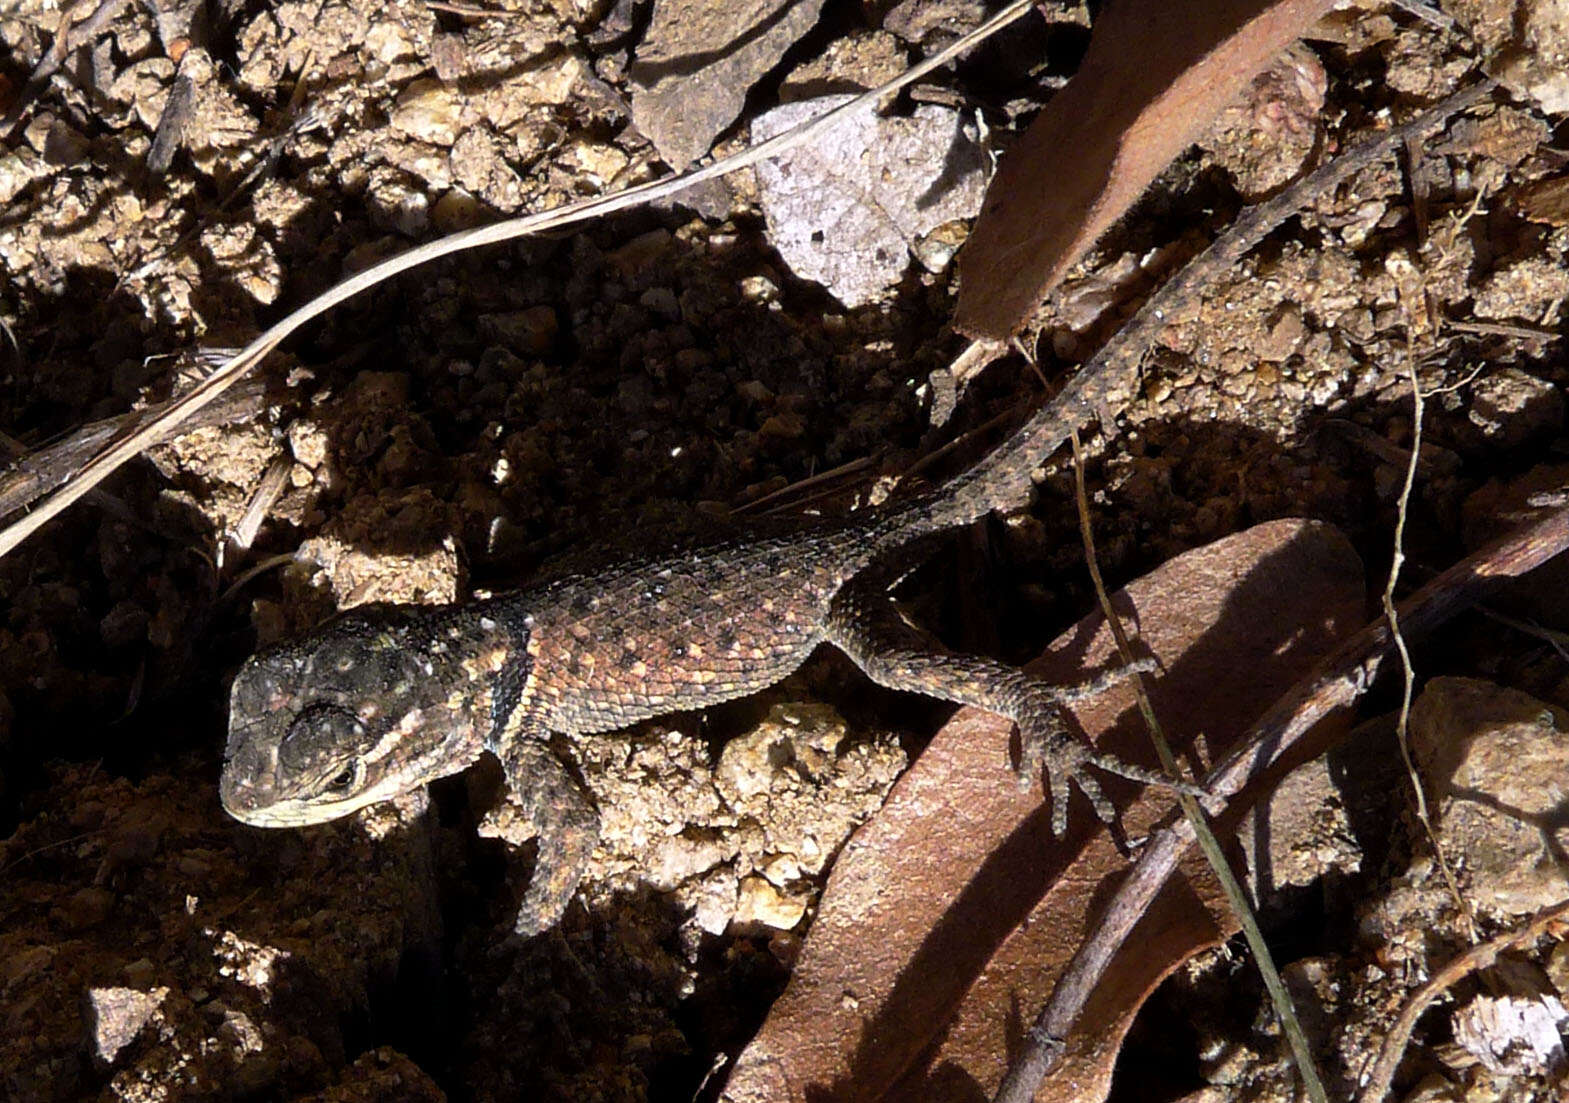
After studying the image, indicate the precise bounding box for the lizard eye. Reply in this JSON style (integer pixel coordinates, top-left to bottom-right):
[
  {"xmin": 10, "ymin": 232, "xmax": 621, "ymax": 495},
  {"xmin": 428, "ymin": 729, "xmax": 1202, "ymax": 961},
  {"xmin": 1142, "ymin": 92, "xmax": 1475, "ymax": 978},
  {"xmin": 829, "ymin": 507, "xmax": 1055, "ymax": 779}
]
[{"xmin": 325, "ymin": 764, "xmax": 359, "ymax": 794}]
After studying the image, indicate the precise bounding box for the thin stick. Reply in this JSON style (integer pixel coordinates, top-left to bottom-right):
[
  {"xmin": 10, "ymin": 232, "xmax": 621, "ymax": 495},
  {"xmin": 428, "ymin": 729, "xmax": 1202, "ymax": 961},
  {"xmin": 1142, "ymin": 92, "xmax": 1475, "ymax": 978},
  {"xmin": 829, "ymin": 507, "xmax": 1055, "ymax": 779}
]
[
  {"xmin": 1386, "ymin": 334, "xmax": 1477, "ymax": 939},
  {"xmin": 1017, "ymin": 433, "xmax": 1328, "ymax": 1103},
  {"xmin": 1356, "ymin": 896, "xmax": 1569, "ymax": 1103},
  {"xmin": 0, "ymin": 0, "xmax": 1042, "ymax": 559}
]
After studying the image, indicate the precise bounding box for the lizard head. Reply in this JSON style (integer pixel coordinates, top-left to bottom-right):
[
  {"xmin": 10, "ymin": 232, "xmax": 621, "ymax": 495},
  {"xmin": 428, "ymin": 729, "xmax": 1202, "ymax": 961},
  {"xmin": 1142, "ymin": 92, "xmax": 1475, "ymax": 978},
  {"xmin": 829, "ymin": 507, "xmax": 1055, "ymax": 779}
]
[{"xmin": 221, "ymin": 603, "xmax": 511, "ymax": 827}]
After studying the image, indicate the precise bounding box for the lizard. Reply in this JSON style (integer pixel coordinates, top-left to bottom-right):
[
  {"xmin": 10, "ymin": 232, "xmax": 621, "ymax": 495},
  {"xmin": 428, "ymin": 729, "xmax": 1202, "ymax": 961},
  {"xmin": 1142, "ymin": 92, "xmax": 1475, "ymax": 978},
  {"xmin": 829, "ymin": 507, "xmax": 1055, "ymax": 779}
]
[
  {"xmin": 219, "ymin": 379, "xmax": 1191, "ymax": 934},
  {"xmin": 219, "ymin": 85, "xmax": 1487, "ymax": 934}
]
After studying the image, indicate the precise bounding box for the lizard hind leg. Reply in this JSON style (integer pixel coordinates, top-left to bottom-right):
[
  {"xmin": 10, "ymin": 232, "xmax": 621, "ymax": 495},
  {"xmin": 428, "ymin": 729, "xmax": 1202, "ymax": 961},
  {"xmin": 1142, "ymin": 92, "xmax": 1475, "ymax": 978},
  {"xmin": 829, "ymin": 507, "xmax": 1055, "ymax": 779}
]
[{"xmin": 824, "ymin": 580, "xmax": 1170, "ymax": 838}]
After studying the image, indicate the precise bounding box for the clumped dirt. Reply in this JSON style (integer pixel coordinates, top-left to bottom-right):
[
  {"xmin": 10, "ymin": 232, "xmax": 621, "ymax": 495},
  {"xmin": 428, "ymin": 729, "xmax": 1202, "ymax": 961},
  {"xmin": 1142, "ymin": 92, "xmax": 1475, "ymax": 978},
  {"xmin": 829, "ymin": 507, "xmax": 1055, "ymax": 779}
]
[{"xmin": 2, "ymin": 1, "xmax": 1569, "ymax": 1100}]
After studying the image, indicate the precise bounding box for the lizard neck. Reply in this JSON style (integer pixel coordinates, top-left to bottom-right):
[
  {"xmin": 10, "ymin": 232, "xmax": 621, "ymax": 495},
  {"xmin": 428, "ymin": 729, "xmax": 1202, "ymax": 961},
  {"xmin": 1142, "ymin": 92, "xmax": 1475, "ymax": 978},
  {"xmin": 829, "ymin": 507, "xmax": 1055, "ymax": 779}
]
[{"xmin": 463, "ymin": 596, "xmax": 539, "ymax": 753}]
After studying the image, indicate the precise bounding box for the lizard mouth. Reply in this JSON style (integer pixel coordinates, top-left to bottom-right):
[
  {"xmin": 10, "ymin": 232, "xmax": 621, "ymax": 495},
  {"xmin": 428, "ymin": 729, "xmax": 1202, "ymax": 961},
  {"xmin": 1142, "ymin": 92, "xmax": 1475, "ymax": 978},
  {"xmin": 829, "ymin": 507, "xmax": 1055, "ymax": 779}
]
[
  {"xmin": 219, "ymin": 768, "xmax": 296, "ymax": 826},
  {"xmin": 219, "ymin": 780, "xmax": 376, "ymax": 827}
]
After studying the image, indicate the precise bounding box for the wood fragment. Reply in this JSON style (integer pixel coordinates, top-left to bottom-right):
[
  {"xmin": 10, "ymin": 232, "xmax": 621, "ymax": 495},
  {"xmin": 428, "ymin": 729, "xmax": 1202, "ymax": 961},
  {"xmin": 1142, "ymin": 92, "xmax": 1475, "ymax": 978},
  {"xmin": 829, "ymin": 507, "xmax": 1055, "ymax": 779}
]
[{"xmin": 147, "ymin": 70, "xmax": 196, "ymax": 176}]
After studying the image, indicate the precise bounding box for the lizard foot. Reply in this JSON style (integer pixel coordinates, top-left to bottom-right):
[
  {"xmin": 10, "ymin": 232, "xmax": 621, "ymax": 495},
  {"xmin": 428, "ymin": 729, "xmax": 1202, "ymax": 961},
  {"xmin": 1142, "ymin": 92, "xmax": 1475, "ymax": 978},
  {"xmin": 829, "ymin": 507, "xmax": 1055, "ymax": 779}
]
[{"xmin": 1013, "ymin": 662, "xmax": 1205, "ymax": 837}]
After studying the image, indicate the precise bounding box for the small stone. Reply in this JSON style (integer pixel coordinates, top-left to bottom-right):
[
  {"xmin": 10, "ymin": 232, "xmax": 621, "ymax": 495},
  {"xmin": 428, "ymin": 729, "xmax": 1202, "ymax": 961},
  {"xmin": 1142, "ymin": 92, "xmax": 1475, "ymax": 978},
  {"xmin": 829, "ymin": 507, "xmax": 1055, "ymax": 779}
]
[
  {"xmin": 556, "ymin": 139, "xmax": 629, "ymax": 188},
  {"xmin": 1489, "ymin": 0, "xmax": 1569, "ymax": 114},
  {"xmin": 431, "ymin": 188, "xmax": 485, "ymax": 232},
  {"xmin": 1239, "ymin": 754, "xmax": 1364, "ymax": 899},
  {"xmin": 57, "ymin": 886, "xmax": 116, "ymax": 930},
  {"xmin": 779, "ymin": 30, "xmax": 907, "ymax": 101},
  {"xmin": 389, "ymin": 78, "xmax": 463, "ymax": 145},
  {"xmin": 882, "ymin": 0, "xmax": 987, "ymax": 44},
  {"xmin": 1409, "ymin": 677, "xmax": 1569, "ymax": 916},
  {"xmin": 479, "ymin": 307, "xmax": 559, "ymax": 355},
  {"xmin": 735, "ymin": 873, "xmax": 808, "ymax": 931},
  {"xmin": 87, "ymin": 986, "xmax": 167, "ymax": 1064},
  {"xmin": 100, "ymin": 601, "xmax": 149, "ymax": 649},
  {"xmin": 736, "ymin": 380, "xmax": 774, "ymax": 404},
  {"xmin": 287, "ymin": 420, "xmax": 328, "ymax": 470},
  {"xmin": 1465, "ymin": 367, "xmax": 1563, "ymax": 451},
  {"xmin": 689, "ymin": 868, "xmax": 739, "ymax": 935},
  {"xmin": 1451, "ymin": 992, "xmax": 1569, "ymax": 1075},
  {"xmin": 1258, "ymin": 304, "xmax": 1306, "ymax": 362},
  {"xmin": 758, "ymin": 412, "xmax": 807, "ymax": 440}
]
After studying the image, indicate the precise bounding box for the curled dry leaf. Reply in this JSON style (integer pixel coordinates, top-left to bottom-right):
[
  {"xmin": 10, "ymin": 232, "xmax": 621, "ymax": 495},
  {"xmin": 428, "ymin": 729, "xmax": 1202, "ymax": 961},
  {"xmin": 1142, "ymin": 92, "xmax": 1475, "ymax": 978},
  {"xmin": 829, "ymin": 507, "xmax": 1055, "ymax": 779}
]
[
  {"xmin": 724, "ymin": 518, "xmax": 1365, "ymax": 1102},
  {"xmin": 955, "ymin": 0, "xmax": 1337, "ymax": 340}
]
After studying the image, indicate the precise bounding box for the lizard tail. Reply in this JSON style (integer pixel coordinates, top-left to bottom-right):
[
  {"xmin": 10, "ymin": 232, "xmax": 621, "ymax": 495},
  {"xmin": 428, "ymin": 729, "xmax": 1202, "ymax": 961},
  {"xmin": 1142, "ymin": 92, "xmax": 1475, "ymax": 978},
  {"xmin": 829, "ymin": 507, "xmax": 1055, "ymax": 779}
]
[
  {"xmin": 865, "ymin": 81, "xmax": 1494, "ymax": 556},
  {"xmin": 865, "ymin": 374, "xmax": 1104, "ymax": 552}
]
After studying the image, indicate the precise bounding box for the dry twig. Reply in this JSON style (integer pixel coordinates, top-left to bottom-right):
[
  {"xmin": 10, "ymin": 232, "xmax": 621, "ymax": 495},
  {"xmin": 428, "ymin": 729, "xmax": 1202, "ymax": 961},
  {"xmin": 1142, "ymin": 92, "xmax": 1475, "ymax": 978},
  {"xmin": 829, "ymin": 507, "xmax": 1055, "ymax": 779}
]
[
  {"xmin": 1386, "ymin": 333, "xmax": 1477, "ymax": 940},
  {"xmin": 1030, "ymin": 432, "xmax": 1329, "ymax": 1103}
]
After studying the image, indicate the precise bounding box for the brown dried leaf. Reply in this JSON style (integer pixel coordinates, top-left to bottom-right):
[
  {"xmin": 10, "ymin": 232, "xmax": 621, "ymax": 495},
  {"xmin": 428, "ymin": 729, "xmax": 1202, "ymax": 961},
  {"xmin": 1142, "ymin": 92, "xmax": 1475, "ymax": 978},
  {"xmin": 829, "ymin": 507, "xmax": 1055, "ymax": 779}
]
[
  {"xmin": 955, "ymin": 0, "xmax": 1337, "ymax": 340},
  {"xmin": 723, "ymin": 518, "xmax": 1365, "ymax": 1102}
]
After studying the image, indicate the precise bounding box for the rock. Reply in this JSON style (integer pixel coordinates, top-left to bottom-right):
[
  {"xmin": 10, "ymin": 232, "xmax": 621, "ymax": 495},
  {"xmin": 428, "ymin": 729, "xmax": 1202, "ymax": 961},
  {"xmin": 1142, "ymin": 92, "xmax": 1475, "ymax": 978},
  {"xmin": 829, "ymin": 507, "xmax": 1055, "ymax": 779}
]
[
  {"xmin": 389, "ymin": 78, "xmax": 463, "ymax": 146},
  {"xmin": 778, "ymin": 30, "xmax": 908, "ymax": 102},
  {"xmin": 87, "ymin": 986, "xmax": 167, "ymax": 1064},
  {"xmin": 734, "ymin": 874, "xmax": 809, "ymax": 931},
  {"xmin": 1408, "ymin": 677, "xmax": 1569, "ymax": 916},
  {"xmin": 1451, "ymin": 992, "xmax": 1569, "ymax": 1075},
  {"xmin": 882, "ymin": 0, "xmax": 988, "ymax": 45},
  {"xmin": 629, "ymin": 0, "xmax": 828, "ymax": 167},
  {"xmin": 57, "ymin": 887, "xmax": 116, "ymax": 930},
  {"xmin": 1472, "ymin": 256, "xmax": 1569, "ymax": 324},
  {"xmin": 1239, "ymin": 751, "xmax": 1366, "ymax": 899},
  {"xmin": 1483, "ymin": 0, "xmax": 1569, "ymax": 113},
  {"xmin": 1196, "ymin": 42, "xmax": 1326, "ymax": 199},
  {"xmin": 293, "ymin": 488, "xmax": 462, "ymax": 609},
  {"xmin": 478, "ymin": 307, "xmax": 559, "ymax": 355},
  {"xmin": 1465, "ymin": 367, "xmax": 1563, "ymax": 451}
]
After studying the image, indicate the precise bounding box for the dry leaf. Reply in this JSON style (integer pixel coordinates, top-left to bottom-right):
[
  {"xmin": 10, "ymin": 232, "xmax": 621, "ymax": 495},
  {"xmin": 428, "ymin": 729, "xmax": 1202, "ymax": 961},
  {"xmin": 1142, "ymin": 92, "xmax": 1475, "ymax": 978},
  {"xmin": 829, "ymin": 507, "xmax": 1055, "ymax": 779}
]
[
  {"xmin": 753, "ymin": 95, "xmax": 990, "ymax": 307},
  {"xmin": 723, "ymin": 518, "xmax": 1365, "ymax": 1102},
  {"xmin": 955, "ymin": 0, "xmax": 1337, "ymax": 340}
]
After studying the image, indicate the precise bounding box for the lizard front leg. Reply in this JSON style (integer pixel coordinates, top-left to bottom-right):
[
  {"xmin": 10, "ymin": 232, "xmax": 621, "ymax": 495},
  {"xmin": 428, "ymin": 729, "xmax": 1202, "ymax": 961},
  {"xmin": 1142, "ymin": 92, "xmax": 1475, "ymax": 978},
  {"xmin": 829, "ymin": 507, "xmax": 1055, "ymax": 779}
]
[
  {"xmin": 477, "ymin": 735, "xmax": 601, "ymax": 936},
  {"xmin": 824, "ymin": 575, "xmax": 1178, "ymax": 837}
]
